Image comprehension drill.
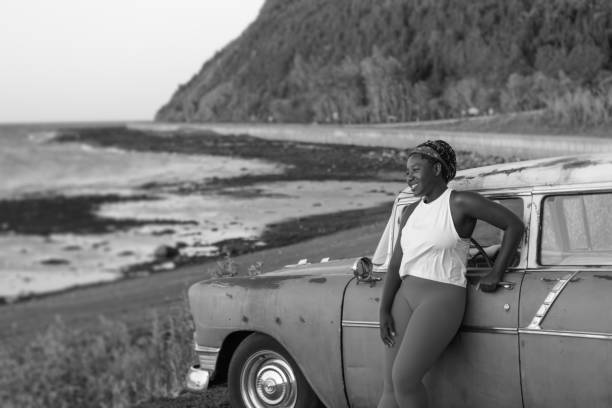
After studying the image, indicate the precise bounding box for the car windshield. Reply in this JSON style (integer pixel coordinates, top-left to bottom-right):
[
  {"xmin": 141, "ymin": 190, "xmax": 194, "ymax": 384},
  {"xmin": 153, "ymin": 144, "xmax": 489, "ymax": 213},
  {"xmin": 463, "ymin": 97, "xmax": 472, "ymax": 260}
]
[{"xmin": 540, "ymin": 192, "xmax": 612, "ymax": 265}]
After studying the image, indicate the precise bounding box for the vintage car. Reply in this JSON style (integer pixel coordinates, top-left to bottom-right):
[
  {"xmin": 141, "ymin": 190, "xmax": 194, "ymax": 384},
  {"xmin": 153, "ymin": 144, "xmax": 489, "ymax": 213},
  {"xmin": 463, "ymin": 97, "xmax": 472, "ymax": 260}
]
[{"xmin": 185, "ymin": 153, "xmax": 612, "ymax": 408}]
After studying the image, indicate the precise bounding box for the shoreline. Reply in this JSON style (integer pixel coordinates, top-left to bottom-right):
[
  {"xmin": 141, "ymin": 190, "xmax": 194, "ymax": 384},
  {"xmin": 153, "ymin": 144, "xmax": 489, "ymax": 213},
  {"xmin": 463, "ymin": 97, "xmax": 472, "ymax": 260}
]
[
  {"xmin": 0, "ymin": 202, "xmax": 394, "ymax": 306},
  {"xmin": 0, "ymin": 125, "xmax": 516, "ymax": 303}
]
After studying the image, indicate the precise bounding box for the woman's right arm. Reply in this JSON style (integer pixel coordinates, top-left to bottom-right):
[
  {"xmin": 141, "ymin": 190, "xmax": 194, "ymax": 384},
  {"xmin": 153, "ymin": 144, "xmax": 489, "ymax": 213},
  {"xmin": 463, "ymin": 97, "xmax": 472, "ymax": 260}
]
[{"xmin": 379, "ymin": 205, "xmax": 412, "ymax": 347}]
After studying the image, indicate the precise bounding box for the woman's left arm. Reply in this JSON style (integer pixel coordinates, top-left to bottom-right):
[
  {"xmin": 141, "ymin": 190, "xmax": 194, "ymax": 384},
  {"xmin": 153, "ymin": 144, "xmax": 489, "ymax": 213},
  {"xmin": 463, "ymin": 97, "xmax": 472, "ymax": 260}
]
[{"xmin": 455, "ymin": 191, "xmax": 525, "ymax": 292}]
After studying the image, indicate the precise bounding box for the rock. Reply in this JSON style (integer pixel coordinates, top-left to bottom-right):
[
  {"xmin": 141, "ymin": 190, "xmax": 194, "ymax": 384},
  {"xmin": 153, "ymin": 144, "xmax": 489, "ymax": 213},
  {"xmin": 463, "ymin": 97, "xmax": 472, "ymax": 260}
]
[
  {"xmin": 153, "ymin": 261, "xmax": 175, "ymax": 271},
  {"xmin": 153, "ymin": 244, "xmax": 180, "ymax": 260},
  {"xmin": 151, "ymin": 228, "xmax": 175, "ymax": 236},
  {"xmin": 40, "ymin": 258, "xmax": 70, "ymax": 266},
  {"xmin": 92, "ymin": 241, "xmax": 109, "ymax": 249}
]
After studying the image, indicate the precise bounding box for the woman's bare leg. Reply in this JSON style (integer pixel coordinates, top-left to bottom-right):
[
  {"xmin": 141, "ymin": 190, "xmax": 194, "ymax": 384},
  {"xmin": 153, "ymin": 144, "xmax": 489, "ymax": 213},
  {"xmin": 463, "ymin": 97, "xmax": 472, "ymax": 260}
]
[
  {"xmin": 377, "ymin": 281, "xmax": 413, "ymax": 408},
  {"xmin": 390, "ymin": 280, "xmax": 465, "ymax": 407}
]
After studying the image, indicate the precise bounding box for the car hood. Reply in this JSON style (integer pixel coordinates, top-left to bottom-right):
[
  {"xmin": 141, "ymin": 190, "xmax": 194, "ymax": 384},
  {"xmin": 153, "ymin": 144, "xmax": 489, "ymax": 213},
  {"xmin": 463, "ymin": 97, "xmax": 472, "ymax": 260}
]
[
  {"xmin": 197, "ymin": 257, "xmax": 358, "ymax": 291},
  {"xmin": 268, "ymin": 257, "xmax": 357, "ymax": 277}
]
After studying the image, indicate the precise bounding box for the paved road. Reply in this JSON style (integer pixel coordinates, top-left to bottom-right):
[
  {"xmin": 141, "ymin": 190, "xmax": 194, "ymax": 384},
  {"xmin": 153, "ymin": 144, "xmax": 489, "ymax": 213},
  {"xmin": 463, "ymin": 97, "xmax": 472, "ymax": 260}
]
[{"xmin": 131, "ymin": 122, "xmax": 612, "ymax": 159}]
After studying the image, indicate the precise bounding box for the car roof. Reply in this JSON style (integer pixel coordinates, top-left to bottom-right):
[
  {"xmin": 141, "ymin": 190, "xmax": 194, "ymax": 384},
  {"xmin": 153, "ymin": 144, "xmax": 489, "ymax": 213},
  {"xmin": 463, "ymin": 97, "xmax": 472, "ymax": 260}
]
[{"xmin": 399, "ymin": 153, "xmax": 612, "ymax": 194}]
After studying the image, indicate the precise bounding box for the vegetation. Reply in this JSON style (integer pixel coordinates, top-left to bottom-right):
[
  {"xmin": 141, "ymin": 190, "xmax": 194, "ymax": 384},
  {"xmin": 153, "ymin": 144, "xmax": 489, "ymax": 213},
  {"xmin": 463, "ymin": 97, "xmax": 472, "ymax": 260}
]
[
  {"xmin": 0, "ymin": 305, "xmax": 195, "ymax": 408},
  {"xmin": 156, "ymin": 0, "xmax": 612, "ymax": 127}
]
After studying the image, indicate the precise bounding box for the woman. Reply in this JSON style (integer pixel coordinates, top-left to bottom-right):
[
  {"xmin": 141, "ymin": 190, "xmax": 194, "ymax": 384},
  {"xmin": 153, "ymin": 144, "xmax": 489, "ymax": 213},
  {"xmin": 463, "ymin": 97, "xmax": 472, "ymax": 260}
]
[{"xmin": 377, "ymin": 140, "xmax": 524, "ymax": 408}]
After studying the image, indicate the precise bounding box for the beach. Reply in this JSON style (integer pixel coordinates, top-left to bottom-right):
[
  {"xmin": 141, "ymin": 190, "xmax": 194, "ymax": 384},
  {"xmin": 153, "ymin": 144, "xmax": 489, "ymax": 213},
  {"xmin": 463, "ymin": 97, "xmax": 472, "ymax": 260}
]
[
  {"xmin": 0, "ymin": 123, "xmax": 518, "ymax": 407},
  {"xmin": 0, "ymin": 124, "xmax": 512, "ymax": 302}
]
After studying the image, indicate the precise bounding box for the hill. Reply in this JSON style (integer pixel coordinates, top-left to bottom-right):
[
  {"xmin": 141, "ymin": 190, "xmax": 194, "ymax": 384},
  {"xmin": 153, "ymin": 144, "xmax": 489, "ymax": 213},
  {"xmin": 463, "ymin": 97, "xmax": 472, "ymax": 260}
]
[{"xmin": 156, "ymin": 0, "xmax": 612, "ymax": 125}]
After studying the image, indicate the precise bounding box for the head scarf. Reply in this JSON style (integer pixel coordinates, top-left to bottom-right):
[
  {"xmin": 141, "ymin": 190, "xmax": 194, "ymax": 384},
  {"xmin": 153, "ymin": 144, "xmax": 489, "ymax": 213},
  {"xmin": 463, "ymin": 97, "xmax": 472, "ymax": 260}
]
[{"xmin": 408, "ymin": 140, "xmax": 457, "ymax": 182}]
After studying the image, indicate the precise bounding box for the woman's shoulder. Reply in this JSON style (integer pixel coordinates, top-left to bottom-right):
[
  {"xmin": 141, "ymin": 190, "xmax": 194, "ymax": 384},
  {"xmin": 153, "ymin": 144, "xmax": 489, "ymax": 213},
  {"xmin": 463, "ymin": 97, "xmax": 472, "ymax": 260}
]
[
  {"xmin": 450, "ymin": 190, "xmax": 489, "ymax": 211},
  {"xmin": 450, "ymin": 189, "xmax": 482, "ymax": 202}
]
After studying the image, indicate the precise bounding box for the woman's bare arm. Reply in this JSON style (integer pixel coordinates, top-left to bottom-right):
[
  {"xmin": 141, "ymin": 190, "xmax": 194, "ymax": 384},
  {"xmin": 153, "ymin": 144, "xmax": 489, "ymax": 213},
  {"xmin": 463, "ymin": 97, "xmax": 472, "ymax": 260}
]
[
  {"xmin": 379, "ymin": 203, "xmax": 417, "ymax": 345},
  {"xmin": 455, "ymin": 191, "xmax": 525, "ymax": 292}
]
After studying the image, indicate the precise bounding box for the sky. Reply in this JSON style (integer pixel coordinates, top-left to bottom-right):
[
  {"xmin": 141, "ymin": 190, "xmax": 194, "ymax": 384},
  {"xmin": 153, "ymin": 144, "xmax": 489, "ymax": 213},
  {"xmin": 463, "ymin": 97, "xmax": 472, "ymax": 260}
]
[{"xmin": 0, "ymin": 0, "xmax": 266, "ymax": 123}]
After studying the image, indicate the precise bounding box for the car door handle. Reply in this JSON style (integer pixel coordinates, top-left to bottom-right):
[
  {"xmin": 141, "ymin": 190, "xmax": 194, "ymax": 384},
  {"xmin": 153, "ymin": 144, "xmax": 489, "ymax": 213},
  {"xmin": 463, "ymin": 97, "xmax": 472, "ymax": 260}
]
[{"xmin": 497, "ymin": 281, "xmax": 515, "ymax": 290}]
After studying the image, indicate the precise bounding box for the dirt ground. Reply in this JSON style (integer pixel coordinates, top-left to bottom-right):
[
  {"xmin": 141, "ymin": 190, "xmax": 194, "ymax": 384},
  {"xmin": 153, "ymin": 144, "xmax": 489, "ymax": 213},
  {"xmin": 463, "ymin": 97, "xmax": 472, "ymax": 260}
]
[
  {"xmin": 0, "ymin": 220, "xmax": 387, "ymax": 407},
  {"xmin": 0, "ymin": 219, "xmax": 386, "ymax": 346}
]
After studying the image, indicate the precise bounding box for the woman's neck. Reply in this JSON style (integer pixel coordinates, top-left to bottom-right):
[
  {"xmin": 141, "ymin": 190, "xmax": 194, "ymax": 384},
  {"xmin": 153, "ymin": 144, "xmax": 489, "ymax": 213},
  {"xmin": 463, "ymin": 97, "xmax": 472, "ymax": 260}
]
[{"xmin": 422, "ymin": 184, "xmax": 447, "ymax": 204}]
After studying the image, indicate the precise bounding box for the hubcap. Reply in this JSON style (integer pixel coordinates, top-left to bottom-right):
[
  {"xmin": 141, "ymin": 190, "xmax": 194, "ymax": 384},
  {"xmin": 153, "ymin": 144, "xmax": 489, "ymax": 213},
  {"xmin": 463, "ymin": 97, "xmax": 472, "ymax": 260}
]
[{"xmin": 240, "ymin": 350, "xmax": 297, "ymax": 408}]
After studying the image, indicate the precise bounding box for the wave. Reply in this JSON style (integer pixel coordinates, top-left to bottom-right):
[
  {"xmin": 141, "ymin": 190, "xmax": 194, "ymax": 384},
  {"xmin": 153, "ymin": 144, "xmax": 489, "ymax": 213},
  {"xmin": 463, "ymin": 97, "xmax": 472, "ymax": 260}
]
[{"xmin": 27, "ymin": 131, "xmax": 58, "ymax": 144}]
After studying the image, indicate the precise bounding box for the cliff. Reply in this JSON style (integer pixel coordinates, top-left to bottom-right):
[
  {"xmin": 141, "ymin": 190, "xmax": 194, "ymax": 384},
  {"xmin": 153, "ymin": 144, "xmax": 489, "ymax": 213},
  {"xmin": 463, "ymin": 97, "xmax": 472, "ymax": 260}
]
[{"xmin": 156, "ymin": 0, "xmax": 612, "ymax": 124}]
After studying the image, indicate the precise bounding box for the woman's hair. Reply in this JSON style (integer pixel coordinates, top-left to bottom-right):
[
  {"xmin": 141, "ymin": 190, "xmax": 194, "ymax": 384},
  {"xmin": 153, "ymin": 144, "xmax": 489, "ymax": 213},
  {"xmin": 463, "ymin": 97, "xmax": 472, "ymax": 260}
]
[{"xmin": 409, "ymin": 140, "xmax": 457, "ymax": 182}]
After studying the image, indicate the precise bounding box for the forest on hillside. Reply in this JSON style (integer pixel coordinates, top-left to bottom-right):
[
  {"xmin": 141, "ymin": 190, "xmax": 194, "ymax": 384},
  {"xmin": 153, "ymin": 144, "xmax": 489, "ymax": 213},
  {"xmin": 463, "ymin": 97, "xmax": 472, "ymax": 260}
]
[{"xmin": 156, "ymin": 0, "xmax": 612, "ymax": 125}]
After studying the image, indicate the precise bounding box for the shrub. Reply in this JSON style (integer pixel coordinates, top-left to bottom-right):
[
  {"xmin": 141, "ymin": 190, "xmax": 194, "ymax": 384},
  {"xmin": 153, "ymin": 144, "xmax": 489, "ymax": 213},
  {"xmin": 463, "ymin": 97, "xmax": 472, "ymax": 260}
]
[
  {"xmin": 0, "ymin": 305, "xmax": 194, "ymax": 408},
  {"xmin": 543, "ymin": 85, "xmax": 612, "ymax": 127}
]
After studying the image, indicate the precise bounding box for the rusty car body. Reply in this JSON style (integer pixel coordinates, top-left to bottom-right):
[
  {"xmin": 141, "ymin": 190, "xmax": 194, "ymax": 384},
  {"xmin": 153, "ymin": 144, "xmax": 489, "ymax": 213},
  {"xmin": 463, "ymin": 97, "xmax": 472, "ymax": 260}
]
[{"xmin": 186, "ymin": 153, "xmax": 612, "ymax": 408}]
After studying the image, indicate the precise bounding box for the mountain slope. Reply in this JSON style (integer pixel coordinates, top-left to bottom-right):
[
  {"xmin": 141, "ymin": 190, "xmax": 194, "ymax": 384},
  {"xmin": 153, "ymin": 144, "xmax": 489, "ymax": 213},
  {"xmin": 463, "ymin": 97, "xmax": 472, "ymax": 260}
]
[{"xmin": 156, "ymin": 0, "xmax": 612, "ymax": 123}]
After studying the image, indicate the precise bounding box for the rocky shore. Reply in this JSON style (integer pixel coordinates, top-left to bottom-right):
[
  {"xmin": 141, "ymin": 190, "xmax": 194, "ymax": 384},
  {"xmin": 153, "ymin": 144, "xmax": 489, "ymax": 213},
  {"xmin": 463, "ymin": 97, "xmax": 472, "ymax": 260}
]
[
  {"xmin": 0, "ymin": 125, "xmax": 525, "ymax": 408},
  {"xmin": 1, "ymin": 126, "xmax": 515, "ymax": 304}
]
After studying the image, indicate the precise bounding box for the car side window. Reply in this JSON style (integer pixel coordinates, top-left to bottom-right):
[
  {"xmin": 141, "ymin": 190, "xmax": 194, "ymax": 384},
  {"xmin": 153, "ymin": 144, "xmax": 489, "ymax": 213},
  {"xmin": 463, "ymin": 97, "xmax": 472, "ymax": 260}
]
[
  {"xmin": 467, "ymin": 197, "xmax": 524, "ymax": 268},
  {"xmin": 540, "ymin": 192, "xmax": 612, "ymax": 265}
]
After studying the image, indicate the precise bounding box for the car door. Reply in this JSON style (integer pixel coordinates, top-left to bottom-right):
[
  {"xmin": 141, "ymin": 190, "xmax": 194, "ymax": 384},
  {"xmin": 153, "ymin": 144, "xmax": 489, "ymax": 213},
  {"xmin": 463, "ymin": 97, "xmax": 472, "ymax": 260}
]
[
  {"xmin": 519, "ymin": 189, "xmax": 612, "ymax": 408},
  {"xmin": 341, "ymin": 193, "xmax": 528, "ymax": 408}
]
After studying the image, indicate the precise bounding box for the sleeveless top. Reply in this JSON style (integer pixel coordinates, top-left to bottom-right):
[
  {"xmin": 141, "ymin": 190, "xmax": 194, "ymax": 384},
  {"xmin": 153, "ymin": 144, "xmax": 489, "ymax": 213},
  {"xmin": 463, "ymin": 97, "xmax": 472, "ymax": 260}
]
[{"xmin": 399, "ymin": 188, "xmax": 470, "ymax": 287}]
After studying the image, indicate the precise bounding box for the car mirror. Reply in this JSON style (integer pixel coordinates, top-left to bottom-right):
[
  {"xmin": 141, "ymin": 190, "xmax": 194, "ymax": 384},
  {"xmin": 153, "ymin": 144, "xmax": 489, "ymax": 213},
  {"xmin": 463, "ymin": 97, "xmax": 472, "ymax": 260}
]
[{"xmin": 352, "ymin": 257, "xmax": 381, "ymax": 285}]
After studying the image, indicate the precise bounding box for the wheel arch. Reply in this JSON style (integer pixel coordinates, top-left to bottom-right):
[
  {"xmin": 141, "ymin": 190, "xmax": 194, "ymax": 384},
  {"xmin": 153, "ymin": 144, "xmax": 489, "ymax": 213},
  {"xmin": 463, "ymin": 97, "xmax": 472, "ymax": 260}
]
[{"xmin": 212, "ymin": 330, "xmax": 254, "ymax": 384}]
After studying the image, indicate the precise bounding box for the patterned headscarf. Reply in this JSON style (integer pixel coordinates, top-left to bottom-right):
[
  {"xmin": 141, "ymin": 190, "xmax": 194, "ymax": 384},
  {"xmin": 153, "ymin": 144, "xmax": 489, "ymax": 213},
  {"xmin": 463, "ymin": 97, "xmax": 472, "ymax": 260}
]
[{"xmin": 408, "ymin": 140, "xmax": 457, "ymax": 182}]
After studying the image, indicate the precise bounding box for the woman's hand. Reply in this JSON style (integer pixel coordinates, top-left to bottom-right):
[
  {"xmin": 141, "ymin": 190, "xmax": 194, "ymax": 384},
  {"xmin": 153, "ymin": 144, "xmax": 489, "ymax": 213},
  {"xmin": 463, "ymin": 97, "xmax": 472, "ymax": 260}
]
[
  {"xmin": 478, "ymin": 270, "xmax": 502, "ymax": 293},
  {"xmin": 379, "ymin": 311, "xmax": 396, "ymax": 347}
]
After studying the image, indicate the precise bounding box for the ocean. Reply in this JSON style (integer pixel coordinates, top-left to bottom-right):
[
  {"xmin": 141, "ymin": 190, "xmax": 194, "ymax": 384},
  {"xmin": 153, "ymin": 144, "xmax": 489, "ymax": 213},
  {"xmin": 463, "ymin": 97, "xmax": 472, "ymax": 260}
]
[{"xmin": 0, "ymin": 122, "xmax": 403, "ymax": 301}]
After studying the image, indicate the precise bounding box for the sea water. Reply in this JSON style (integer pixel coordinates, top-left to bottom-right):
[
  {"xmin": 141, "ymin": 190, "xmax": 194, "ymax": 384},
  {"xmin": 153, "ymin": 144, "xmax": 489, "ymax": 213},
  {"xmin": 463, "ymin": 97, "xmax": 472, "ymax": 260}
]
[{"xmin": 0, "ymin": 122, "xmax": 403, "ymax": 301}]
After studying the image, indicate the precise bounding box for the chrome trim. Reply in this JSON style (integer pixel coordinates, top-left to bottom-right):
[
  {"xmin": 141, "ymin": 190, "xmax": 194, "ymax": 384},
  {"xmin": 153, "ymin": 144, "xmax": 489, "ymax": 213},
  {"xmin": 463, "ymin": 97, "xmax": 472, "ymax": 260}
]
[
  {"xmin": 461, "ymin": 325, "xmax": 518, "ymax": 335},
  {"xmin": 342, "ymin": 321, "xmax": 520, "ymax": 335},
  {"xmin": 240, "ymin": 349, "xmax": 297, "ymax": 407},
  {"xmin": 194, "ymin": 343, "xmax": 221, "ymax": 372},
  {"xmin": 527, "ymin": 271, "xmax": 580, "ymax": 330},
  {"xmin": 342, "ymin": 320, "xmax": 379, "ymax": 329},
  {"xmin": 186, "ymin": 365, "xmax": 211, "ymax": 392},
  {"xmin": 194, "ymin": 344, "xmax": 221, "ymax": 353},
  {"xmin": 519, "ymin": 328, "xmax": 612, "ymax": 340},
  {"xmin": 198, "ymin": 354, "xmax": 219, "ymax": 371}
]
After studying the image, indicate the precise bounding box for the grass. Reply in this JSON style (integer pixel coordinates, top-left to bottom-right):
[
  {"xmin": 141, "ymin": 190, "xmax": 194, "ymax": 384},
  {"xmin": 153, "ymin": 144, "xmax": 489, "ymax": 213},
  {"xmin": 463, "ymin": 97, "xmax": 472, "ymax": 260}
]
[
  {"xmin": 0, "ymin": 304, "xmax": 195, "ymax": 408},
  {"xmin": 0, "ymin": 256, "xmax": 267, "ymax": 408}
]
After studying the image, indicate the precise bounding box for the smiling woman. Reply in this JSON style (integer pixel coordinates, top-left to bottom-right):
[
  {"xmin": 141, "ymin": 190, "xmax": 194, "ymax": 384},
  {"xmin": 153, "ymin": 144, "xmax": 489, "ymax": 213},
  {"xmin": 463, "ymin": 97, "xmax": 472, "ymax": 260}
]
[
  {"xmin": 378, "ymin": 140, "xmax": 524, "ymax": 408},
  {"xmin": 0, "ymin": 0, "xmax": 265, "ymax": 122}
]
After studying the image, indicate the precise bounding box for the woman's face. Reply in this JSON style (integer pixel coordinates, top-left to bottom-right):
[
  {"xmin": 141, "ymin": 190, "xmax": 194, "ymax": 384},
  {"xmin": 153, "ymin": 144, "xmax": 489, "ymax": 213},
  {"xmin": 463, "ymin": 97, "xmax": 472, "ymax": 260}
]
[{"xmin": 405, "ymin": 154, "xmax": 442, "ymax": 196}]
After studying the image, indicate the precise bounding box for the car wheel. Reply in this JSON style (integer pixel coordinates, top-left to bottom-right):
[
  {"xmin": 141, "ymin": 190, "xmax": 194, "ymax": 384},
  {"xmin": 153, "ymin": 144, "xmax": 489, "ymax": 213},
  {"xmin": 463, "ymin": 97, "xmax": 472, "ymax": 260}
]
[{"xmin": 228, "ymin": 333, "xmax": 322, "ymax": 408}]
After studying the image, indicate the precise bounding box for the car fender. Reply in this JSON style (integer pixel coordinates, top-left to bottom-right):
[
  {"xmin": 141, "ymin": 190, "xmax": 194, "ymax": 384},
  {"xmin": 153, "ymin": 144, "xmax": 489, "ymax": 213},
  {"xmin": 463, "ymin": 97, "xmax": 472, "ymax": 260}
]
[{"xmin": 188, "ymin": 260, "xmax": 356, "ymax": 408}]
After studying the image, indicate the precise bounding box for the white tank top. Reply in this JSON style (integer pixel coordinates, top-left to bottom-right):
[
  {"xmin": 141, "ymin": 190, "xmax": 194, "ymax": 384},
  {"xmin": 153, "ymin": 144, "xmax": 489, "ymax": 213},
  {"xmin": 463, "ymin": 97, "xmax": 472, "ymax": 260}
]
[{"xmin": 399, "ymin": 188, "xmax": 470, "ymax": 287}]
